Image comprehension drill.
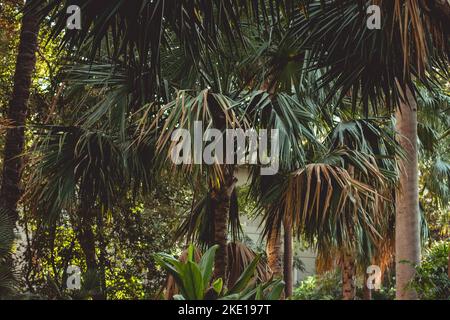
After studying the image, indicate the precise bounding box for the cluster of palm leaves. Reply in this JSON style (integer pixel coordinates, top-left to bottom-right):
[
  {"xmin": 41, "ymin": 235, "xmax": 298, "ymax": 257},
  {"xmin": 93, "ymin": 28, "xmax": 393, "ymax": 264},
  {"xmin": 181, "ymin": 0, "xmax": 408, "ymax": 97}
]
[{"xmin": 15, "ymin": 0, "xmax": 449, "ymax": 299}]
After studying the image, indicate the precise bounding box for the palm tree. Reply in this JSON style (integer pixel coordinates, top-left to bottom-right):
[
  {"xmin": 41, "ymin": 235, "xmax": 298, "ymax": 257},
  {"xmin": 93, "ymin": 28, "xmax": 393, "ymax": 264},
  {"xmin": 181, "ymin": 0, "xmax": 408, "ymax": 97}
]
[
  {"xmin": 26, "ymin": 116, "xmax": 154, "ymax": 299},
  {"xmin": 137, "ymin": 89, "xmax": 244, "ymax": 281},
  {"xmin": 0, "ymin": 1, "xmax": 39, "ymax": 222},
  {"xmin": 257, "ymin": 90, "xmax": 406, "ymax": 298},
  {"xmin": 395, "ymin": 87, "xmax": 421, "ymax": 299},
  {"xmin": 287, "ymin": 0, "xmax": 449, "ymax": 299},
  {"xmin": 28, "ymin": 1, "xmax": 242, "ymax": 286},
  {"xmin": 266, "ymin": 224, "xmax": 283, "ymax": 278},
  {"xmin": 31, "ymin": 0, "xmax": 449, "ymax": 299},
  {"xmin": 30, "ymin": 0, "xmax": 304, "ymax": 291},
  {"xmin": 282, "ymin": 215, "xmax": 293, "ymax": 297}
]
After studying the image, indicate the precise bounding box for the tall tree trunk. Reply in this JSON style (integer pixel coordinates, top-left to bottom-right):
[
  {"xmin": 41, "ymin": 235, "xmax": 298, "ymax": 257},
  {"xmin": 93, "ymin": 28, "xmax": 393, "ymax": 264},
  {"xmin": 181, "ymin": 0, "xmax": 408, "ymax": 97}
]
[
  {"xmin": 395, "ymin": 88, "xmax": 420, "ymax": 300},
  {"xmin": 267, "ymin": 223, "xmax": 282, "ymax": 278},
  {"xmin": 212, "ymin": 170, "xmax": 236, "ymax": 282},
  {"xmin": 0, "ymin": 2, "xmax": 39, "ymax": 221},
  {"xmin": 341, "ymin": 252, "xmax": 356, "ymax": 300},
  {"xmin": 283, "ymin": 216, "xmax": 293, "ymax": 297}
]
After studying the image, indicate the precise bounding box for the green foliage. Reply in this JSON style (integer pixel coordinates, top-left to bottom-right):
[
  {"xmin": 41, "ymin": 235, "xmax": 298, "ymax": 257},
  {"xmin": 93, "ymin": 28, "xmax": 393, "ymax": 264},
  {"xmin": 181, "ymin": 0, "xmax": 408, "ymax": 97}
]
[
  {"xmin": 0, "ymin": 1, "xmax": 20, "ymax": 114},
  {"xmin": 370, "ymin": 286, "xmax": 396, "ymax": 301},
  {"xmin": 155, "ymin": 245, "xmax": 220, "ymax": 300},
  {"xmin": 155, "ymin": 244, "xmax": 284, "ymax": 300},
  {"xmin": 18, "ymin": 177, "xmax": 190, "ymax": 299},
  {"xmin": 293, "ymin": 270, "xmax": 397, "ymax": 300},
  {"xmin": 293, "ymin": 271, "xmax": 342, "ymax": 300},
  {"xmin": 0, "ymin": 210, "xmax": 15, "ymax": 298},
  {"xmin": 411, "ymin": 241, "xmax": 450, "ymax": 300},
  {"xmin": 1, "ymin": 0, "xmax": 448, "ymax": 301}
]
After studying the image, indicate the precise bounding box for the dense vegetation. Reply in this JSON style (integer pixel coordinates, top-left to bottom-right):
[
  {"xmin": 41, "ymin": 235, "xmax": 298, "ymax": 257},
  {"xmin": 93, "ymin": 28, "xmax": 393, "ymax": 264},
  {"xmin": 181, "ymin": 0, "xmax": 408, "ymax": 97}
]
[{"xmin": 0, "ymin": 0, "xmax": 448, "ymax": 300}]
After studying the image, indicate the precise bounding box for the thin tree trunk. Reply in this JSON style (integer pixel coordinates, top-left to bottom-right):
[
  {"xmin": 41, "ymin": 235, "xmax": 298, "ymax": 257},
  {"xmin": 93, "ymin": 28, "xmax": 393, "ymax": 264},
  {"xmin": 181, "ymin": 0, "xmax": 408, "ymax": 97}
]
[
  {"xmin": 341, "ymin": 252, "xmax": 356, "ymax": 300},
  {"xmin": 448, "ymin": 246, "xmax": 450, "ymax": 279},
  {"xmin": 76, "ymin": 209, "xmax": 105, "ymax": 300},
  {"xmin": 395, "ymin": 87, "xmax": 420, "ymax": 300},
  {"xmin": 0, "ymin": 2, "xmax": 39, "ymax": 221},
  {"xmin": 96, "ymin": 213, "xmax": 107, "ymax": 300},
  {"xmin": 341, "ymin": 166, "xmax": 357, "ymax": 300},
  {"xmin": 212, "ymin": 170, "xmax": 236, "ymax": 282},
  {"xmin": 283, "ymin": 216, "xmax": 293, "ymax": 297},
  {"xmin": 363, "ymin": 272, "xmax": 372, "ymax": 300},
  {"xmin": 267, "ymin": 223, "xmax": 282, "ymax": 278}
]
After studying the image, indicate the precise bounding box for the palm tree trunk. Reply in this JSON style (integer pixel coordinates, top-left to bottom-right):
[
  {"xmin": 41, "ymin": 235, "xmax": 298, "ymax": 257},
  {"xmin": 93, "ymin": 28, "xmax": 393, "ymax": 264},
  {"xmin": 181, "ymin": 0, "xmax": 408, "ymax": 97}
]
[
  {"xmin": 0, "ymin": 2, "xmax": 39, "ymax": 221},
  {"xmin": 267, "ymin": 223, "xmax": 282, "ymax": 278},
  {"xmin": 76, "ymin": 207, "xmax": 105, "ymax": 300},
  {"xmin": 395, "ymin": 87, "xmax": 420, "ymax": 300},
  {"xmin": 341, "ymin": 252, "xmax": 356, "ymax": 300},
  {"xmin": 283, "ymin": 217, "xmax": 293, "ymax": 297},
  {"xmin": 212, "ymin": 170, "xmax": 236, "ymax": 282},
  {"xmin": 363, "ymin": 272, "xmax": 372, "ymax": 300}
]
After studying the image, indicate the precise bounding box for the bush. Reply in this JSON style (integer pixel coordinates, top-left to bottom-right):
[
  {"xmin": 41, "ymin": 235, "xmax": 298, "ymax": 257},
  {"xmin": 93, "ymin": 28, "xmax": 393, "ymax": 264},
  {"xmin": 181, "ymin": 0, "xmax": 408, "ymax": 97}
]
[
  {"xmin": 292, "ymin": 269, "xmax": 396, "ymax": 300},
  {"xmin": 292, "ymin": 271, "xmax": 342, "ymax": 300},
  {"xmin": 155, "ymin": 244, "xmax": 285, "ymax": 300},
  {"xmin": 411, "ymin": 241, "xmax": 450, "ymax": 300}
]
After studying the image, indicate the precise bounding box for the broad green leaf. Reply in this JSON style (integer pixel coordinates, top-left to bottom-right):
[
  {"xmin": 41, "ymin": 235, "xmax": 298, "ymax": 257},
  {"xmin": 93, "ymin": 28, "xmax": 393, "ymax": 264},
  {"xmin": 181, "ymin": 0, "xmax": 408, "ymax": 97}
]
[
  {"xmin": 199, "ymin": 245, "xmax": 219, "ymax": 288},
  {"xmin": 187, "ymin": 244, "xmax": 195, "ymax": 262},
  {"xmin": 266, "ymin": 280, "xmax": 285, "ymax": 300},
  {"xmin": 212, "ymin": 278, "xmax": 223, "ymax": 295},
  {"xmin": 153, "ymin": 254, "xmax": 186, "ymax": 295},
  {"xmin": 228, "ymin": 255, "xmax": 261, "ymax": 295},
  {"xmin": 255, "ymin": 284, "xmax": 263, "ymax": 300},
  {"xmin": 181, "ymin": 261, "xmax": 204, "ymax": 300}
]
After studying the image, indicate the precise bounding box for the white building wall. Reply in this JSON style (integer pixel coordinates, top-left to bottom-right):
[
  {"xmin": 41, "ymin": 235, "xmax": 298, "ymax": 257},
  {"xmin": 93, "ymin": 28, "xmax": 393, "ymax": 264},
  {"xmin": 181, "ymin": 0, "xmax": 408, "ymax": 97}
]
[
  {"xmin": 241, "ymin": 215, "xmax": 316, "ymax": 284},
  {"xmin": 236, "ymin": 166, "xmax": 317, "ymax": 284}
]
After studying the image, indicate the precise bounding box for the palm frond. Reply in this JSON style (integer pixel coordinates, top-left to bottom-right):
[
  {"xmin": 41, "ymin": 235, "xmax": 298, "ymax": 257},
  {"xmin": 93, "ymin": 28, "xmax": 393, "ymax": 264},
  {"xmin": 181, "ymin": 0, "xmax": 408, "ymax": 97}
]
[
  {"xmin": 135, "ymin": 89, "xmax": 245, "ymax": 184},
  {"xmin": 287, "ymin": 0, "xmax": 449, "ymax": 113},
  {"xmin": 175, "ymin": 189, "xmax": 242, "ymax": 248},
  {"xmin": 25, "ymin": 126, "xmax": 151, "ymax": 220}
]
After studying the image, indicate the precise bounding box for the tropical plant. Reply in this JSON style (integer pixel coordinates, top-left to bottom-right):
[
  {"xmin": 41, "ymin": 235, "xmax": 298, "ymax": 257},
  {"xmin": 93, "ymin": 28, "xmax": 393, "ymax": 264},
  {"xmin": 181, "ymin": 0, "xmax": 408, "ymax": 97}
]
[
  {"xmin": 411, "ymin": 241, "xmax": 450, "ymax": 300},
  {"xmin": 253, "ymin": 104, "xmax": 404, "ymax": 299},
  {"xmin": 293, "ymin": 271, "xmax": 342, "ymax": 300},
  {"xmin": 154, "ymin": 244, "xmax": 284, "ymax": 300},
  {"xmin": 12, "ymin": 0, "xmax": 449, "ymax": 301},
  {"xmin": 163, "ymin": 242, "xmax": 271, "ymax": 299},
  {"xmin": 284, "ymin": 0, "xmax": 449, "ymax": 299},
  {"xmin": 24, "ymin": 123, "xmax": 155, "ymax": 299},
  {"xmin": 292, "ymin": 269, "xmax": 397, "ymax": 300}
]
